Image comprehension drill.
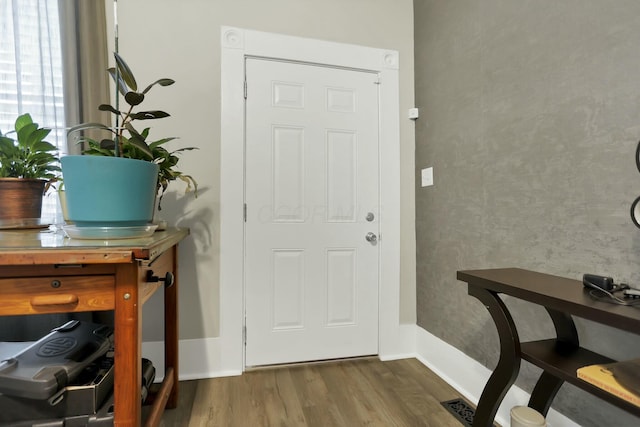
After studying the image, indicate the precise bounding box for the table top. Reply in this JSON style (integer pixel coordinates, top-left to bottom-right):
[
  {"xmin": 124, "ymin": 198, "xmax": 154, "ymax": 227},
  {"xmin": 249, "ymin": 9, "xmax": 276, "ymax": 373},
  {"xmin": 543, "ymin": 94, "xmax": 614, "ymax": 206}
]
[
  {"xmin": 458, "ymin": 268, "xmax": 640, "ymax": 334},
  {"xmin": 0, "ymin": 227, "xmax": 189, "ymax": 265}
]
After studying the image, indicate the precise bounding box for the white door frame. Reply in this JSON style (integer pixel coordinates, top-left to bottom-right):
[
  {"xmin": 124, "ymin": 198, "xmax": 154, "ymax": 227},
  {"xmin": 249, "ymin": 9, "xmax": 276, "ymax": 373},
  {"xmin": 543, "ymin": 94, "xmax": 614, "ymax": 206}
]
[{"xmin": 220, "ymin": 27, "xmax": 403, "ymax": 373}]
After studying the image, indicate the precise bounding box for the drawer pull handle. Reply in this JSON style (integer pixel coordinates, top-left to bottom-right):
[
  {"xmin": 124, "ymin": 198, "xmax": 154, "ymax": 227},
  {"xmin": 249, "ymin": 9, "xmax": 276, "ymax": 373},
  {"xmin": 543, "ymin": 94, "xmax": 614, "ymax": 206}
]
[
  {"xmin": 31, "ymin": 294, "xmax": 79, "ymax": 306},
  {"xmin": 146, "ymin": 271, "xmax": 175, "ymax": 288}
]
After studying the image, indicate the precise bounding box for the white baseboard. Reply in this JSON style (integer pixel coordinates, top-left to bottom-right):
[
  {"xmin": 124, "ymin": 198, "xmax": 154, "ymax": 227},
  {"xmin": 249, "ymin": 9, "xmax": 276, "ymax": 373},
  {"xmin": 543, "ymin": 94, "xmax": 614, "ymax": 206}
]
[
  {"xmin": 142, "ymin": 337, "xmax": 241, "ymax": 381},
  {"xmin": 379, "ymin": 322, "xmax": 417, "ymax": 361},
  {"xmin": 415, "ymin": 326, "xmax": 580, "ymax": 427},
  {"xmin": 144, "ymin": 323, "xmax": 419, "ymax": 380}
]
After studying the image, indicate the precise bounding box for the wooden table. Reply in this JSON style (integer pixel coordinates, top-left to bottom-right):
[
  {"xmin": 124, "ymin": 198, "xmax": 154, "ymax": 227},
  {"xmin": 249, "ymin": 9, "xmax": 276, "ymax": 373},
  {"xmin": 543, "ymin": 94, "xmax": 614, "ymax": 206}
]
[
  {"xmin": 0, "ymin": 227, "xmax": 189, "ymax": 426},
  {"xmin": 457, "ymin": 268, "xmax": 640, "ymax": 427}
]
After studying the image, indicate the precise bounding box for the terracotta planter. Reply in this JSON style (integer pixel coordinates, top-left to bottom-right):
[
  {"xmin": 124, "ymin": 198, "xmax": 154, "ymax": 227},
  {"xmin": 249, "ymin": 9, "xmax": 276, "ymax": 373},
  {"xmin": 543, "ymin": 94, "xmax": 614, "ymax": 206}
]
[{"xmin": 0, "ymin": 178, "xmax": 46, "ymax": 220}]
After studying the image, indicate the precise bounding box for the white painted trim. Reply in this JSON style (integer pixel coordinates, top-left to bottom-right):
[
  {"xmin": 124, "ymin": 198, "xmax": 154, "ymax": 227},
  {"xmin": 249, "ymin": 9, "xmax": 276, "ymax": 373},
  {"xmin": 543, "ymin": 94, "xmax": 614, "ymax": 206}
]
[
  {"xmin": 142, "ymin": 337, "xmax": 242, "ymax": 381},
  {"xmin": 378, "ymin": 323, "xmax": 416, "ymax": 361},
  {"xmin": 415, "ymin": 326, "xmax": 580, "ymax": 427},
  {"xmin": 141, "ymin": 322, "xmax": 415, "ymax": 380},
  {"xmin": 220, "ymin": 26, "xmax": 404, "ymax": 371}
]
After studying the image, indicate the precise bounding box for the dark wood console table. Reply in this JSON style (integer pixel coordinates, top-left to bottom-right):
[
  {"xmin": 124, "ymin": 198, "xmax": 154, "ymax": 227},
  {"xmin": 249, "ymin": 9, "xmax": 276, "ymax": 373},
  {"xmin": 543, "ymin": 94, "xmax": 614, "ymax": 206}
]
[
  {"xmin": 0, "ymin": 227, "xmax": 189, "ymax": 427},
  {"xmin": 457, "ymin": 268, "xmax": 640, "ymax": 427}
]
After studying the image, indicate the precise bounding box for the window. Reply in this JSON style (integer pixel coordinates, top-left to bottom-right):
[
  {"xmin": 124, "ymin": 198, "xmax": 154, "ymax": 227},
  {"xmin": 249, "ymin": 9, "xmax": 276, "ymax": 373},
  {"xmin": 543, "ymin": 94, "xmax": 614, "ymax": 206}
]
[
  {"xmin": 1, "ymin": 0, "xmax": 67, "ymax": 222},
  {"xmin": 0, "ymin": 0, "xmax": 66, "ymax": 153}
]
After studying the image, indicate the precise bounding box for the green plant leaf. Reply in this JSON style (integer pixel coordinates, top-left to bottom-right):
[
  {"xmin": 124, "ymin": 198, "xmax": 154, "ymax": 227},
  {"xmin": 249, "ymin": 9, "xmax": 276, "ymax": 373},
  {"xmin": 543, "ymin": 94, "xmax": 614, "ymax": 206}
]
[
  {"xmin": 98, "ymin": 104, "xmax": 121, "ymax": 115},
  {"xmin": 0, "ymin": 113, "xmax": 59, "ymax": 179},
  {"xmin": 98, "ymin": 139, "xmax": 116, "ymax": 149},
  {"xmin": 178, "ymin": 174, "xmax": 198, "ymax": 194},
  {"xmin": 85, "ymin": 147, "xmax": 116, "ymax": 156},
  {"xmin": 108, "ymin": 67, "xmax": 130, "ymax": 96},
  {"xmin": 67, "ymin": 122, "xmax": 115, "ymax": 136},
  {"xmin": 169, "ymin": 146, "xmax": 197, "ymax": 153},
  {"xmin": 129, "ymin": 111, "xmax": 171, "ymax": 120},
  {"xmin": 32, "ymin": 140, "xmax": 57, "ymax": 153},
  {"xmin": 142, "ymin": 78, "xmax": 175, "ymax": 94},
  {"xmin": 125, "ymin": 123, "xmax": 143, "ymax": 139},
  {"xmin": 14, "ymin": 113, "xmax": 34, "ymax": 132},
  {"xmin": 114, "ymin": 52, "xmax": 138, "ymax": 92},
  {"xmin": 0, "ymin": 136, "xmax": 15, "ymax": 151},
  {"xmin": 124, "ymin": 92, "xmax": 145, "ymax": 106},
  {"xmin": 16, "ymin": 123, "xmax": 38, "ymax": 146},
  {"xmin": 148, "ymin": 137, "xmax": 178, "ymax": 150},
  {"xmin": 24, "ymin": 128, "xmax": 52, "ymax": 148},
  {"xmin": 124, "ymin": 123, "xmax": 153, "ymax": 158}
]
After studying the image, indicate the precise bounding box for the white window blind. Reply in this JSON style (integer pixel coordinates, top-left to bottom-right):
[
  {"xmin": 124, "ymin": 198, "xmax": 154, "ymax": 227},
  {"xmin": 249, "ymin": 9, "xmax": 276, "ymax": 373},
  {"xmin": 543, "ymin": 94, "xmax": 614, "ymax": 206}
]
[{"xmin": 0, "ymin": 0, "xmax": 66, "ymax": 154}]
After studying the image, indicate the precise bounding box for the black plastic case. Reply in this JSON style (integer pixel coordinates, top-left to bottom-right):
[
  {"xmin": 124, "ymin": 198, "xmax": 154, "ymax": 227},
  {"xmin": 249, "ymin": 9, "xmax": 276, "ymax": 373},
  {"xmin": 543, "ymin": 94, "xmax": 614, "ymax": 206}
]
[
  {"xmin": 0, "ymin": 358, "xmax": 155, "ymax": 426},
  {"xmin": 0, "ymin": 352, "xmax": 114, "ymax": 422},
  {"xmin": 0, "ymin": 321, "xmax": 113, "ymax": 400},
  {"xmin": 8, "ymin": 392, "xmax": 116, "ymax": 427}
]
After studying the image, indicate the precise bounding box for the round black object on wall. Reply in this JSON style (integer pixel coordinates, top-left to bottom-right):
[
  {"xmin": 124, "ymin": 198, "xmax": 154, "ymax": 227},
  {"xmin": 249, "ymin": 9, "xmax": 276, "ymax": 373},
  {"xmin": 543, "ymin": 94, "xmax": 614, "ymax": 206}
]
[
  {"xmin": 631, "ymin": 140, "xmax": 640, "ymax": 229},
  {"xmin": 631, "ymin": 195, "xmax": 640, "ymax": 229}
]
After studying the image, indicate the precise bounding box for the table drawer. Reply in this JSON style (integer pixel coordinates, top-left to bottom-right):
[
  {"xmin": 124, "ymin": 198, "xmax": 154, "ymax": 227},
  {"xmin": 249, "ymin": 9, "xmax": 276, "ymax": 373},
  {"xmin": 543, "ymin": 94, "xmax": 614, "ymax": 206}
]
[{"xmin": 0, "ymin": 275, "xmax": 115, "ymax": 314}]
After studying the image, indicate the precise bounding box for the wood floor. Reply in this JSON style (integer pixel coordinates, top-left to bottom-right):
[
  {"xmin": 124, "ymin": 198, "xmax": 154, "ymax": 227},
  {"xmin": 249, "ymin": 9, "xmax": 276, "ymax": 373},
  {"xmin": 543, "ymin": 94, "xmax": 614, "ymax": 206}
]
[{"xmin": 158, "ymin": 358, "xmax": 469, "ymax": 427}]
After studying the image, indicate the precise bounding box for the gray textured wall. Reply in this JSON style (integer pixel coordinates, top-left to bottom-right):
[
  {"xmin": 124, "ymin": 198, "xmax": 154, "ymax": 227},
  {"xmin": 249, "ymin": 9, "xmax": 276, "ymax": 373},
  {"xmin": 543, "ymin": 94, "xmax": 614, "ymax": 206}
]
[{"xmin": 414, "ymin": 1, "xmax": 640, "ymax": 425}]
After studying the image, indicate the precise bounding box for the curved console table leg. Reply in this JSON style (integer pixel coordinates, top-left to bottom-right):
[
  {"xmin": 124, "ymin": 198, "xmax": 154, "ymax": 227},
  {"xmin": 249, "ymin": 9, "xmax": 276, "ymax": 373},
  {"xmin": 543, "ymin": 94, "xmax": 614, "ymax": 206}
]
[
  {"xmin": 528, "ymin": 308, "xmax": 579, "ymax": 416},
  {"xmin": 468, "ymin": 286, "xmax": 522, "ymax": 427},
  {"xmin": 546, "ymin": 308, "xmax": 579, "ymax": 350},
  {"xmin": 529, "ymin": 371, "xmax": 564, "ymax": 416}
]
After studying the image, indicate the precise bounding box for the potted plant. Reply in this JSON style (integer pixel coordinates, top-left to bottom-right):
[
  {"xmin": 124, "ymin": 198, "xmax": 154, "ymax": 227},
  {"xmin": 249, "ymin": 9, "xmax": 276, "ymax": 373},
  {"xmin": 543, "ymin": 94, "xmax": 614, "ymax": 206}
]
[
  {"xmin": 62, "ymin": 53, "xmax": 197, "ymax": 228},
  {"xmin": 0, "ymin": 113, "xmax": 60, "ymax": 222}
]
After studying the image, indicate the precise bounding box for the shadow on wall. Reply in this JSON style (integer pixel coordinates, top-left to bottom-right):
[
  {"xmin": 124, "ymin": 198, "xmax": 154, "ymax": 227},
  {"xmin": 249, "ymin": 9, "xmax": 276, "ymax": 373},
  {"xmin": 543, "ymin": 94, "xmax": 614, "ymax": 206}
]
[{"xmin": 142, "ymin": 186, "xmax": 220, "ymax": 342}]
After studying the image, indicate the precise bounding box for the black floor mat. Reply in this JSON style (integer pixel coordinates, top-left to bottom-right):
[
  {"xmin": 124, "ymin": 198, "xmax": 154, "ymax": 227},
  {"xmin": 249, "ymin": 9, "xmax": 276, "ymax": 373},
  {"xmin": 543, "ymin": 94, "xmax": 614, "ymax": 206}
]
[{"xmin": 441, "ymin": 398, "xmax": 475, "ymax": 427}]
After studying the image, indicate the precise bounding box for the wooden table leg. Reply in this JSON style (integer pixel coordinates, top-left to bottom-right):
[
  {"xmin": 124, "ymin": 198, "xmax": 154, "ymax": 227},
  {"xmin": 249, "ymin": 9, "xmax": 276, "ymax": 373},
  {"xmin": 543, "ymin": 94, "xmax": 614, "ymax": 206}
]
[
  {"xmin": 114, "ymin": 262, "xmax": 143, "ymax": 427},
  {"xmin": 165, "ymin": 245, "xmax": 179, "ymax": 409},
  {"xmin": 468, "ymin": 286, "xmax": 521, "ymax": 427}
]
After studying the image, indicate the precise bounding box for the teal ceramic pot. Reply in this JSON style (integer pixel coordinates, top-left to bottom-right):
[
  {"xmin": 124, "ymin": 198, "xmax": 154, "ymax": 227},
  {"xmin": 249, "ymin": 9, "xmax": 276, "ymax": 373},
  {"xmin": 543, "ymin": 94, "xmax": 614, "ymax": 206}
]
[{"xmin": 61, "ymin": 156, "xmax": 159, "ymax": 227}]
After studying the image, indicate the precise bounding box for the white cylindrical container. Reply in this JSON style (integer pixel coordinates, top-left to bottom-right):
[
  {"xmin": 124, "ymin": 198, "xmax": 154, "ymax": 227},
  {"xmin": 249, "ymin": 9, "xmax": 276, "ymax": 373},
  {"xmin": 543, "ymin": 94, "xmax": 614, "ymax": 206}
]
[{"xmin": 510, "ymin": 406, "xmax": 547, "ymax": 427}]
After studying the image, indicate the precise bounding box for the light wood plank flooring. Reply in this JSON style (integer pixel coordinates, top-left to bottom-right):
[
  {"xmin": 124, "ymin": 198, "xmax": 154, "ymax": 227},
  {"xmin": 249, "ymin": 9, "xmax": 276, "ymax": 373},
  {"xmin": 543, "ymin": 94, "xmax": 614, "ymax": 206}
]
[{"xmin": 158, "ymin": 357, "xmax": 469, "ymax": 427}]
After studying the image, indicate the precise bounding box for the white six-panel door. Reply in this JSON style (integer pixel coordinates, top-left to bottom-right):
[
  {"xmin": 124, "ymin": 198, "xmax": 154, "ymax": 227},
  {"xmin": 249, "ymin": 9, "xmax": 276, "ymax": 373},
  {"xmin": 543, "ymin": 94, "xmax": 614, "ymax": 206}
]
[{"xmin": 244, "ymin": 58, "xmax": 380, "ymax": 366}]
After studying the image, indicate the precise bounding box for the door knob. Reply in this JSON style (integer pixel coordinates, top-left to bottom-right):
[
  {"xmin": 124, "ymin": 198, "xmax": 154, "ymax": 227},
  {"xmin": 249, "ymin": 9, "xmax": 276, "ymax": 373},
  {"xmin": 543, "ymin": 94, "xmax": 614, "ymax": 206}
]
[{"xmin": 365, "ymin": 232, "xmax": 377, "ymax": 244}]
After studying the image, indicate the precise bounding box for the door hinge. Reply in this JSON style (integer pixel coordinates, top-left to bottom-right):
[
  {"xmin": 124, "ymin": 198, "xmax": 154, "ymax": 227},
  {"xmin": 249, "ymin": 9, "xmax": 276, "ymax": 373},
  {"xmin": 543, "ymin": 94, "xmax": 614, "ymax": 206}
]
[
  {"xmin": 374, "ymin": 76, "xmax": 381, "ymax": 85},
  {"xmin": 243, "ymin": 325, "xmax": 247, "ymax": 345},
  {"xmin": 244, "ymin": 203, "xmax": 247, "ymax": 222},
  {"xmin": 244, "ymin": 79, "xmax": 248, "ymax": 99}
]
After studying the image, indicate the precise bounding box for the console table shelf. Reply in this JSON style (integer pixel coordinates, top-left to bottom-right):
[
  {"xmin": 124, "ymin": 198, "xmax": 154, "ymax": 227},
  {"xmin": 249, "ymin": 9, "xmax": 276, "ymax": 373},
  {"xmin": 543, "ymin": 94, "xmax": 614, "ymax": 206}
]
[
  {"xmin": 521, "ymin": 339, "xmax": 614, "ymax": 381},
  {"xmin": 521, "ymin": 340, "xmax": 640, "ymax": 416},
  {"xmin": 457, "ymin": 268, "xmax": 640, "ymax": 427}
]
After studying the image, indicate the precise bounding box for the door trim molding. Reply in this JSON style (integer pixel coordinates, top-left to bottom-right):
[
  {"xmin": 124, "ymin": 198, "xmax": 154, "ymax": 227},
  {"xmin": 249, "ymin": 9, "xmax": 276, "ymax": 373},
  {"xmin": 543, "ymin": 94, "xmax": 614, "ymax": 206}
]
[{"xmin": 220, "ymin": 27, "xmax": 402, "ymax": 371}]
